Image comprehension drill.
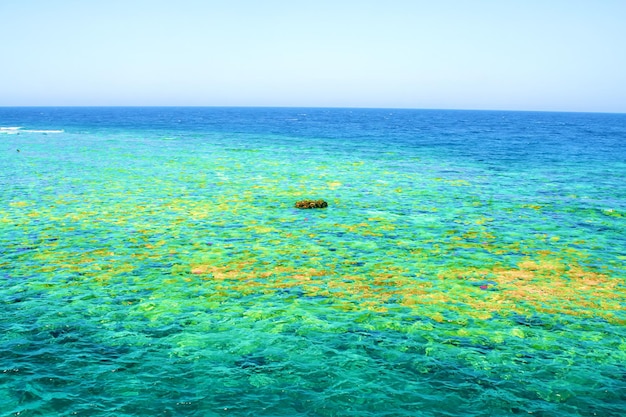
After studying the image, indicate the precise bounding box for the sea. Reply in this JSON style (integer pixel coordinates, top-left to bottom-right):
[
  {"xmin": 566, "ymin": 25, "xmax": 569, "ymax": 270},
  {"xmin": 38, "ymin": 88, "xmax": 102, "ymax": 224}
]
[{"xmin": 1, "ymin": 107, "xmax": 625, "ymax": 416}]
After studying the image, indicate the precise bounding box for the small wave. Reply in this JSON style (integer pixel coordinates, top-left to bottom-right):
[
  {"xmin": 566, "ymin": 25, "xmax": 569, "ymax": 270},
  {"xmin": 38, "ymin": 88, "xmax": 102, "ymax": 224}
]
[
  {"xmin": 22, "ymin": 129, "xmax": 65, "ymax": 134},
  {"xmin": 0, "ymin": 127, "xmax": 64, "ymax": 134},
  {"xmin": 0, "ymin": 127, "xmax": 22, "ymax": 134}
]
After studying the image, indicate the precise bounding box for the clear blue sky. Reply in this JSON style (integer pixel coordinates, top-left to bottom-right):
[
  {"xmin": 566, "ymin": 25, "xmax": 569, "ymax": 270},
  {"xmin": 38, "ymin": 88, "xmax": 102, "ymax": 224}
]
[{"xmin": 1, "ymin": 0, "xmax": 624, "ymax": 112}]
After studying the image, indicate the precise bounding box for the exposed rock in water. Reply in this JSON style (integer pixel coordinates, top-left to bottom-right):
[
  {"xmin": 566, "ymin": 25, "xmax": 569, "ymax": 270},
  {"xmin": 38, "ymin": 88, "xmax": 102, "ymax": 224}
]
[{"xmin": 295, "ymin": 199, "xmax": 328, "ymax": 209}]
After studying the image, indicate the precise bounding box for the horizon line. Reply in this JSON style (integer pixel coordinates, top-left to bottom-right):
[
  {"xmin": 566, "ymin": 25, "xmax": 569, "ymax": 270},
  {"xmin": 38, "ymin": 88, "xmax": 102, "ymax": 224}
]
[{"xmin": 0, "ymin": 105, "xmax": 624, "ymax": 115}]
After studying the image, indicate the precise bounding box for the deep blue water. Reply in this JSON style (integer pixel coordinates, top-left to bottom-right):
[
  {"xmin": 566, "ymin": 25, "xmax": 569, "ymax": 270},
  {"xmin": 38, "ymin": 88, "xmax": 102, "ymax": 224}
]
[{"xmin": 1, "ymin": 107, "xmax": 625, "ymax": 416}]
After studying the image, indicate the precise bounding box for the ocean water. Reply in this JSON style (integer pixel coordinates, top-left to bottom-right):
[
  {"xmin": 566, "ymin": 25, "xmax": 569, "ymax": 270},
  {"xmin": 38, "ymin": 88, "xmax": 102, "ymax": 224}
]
[{"xmin": 1, "ymin": 107, "xmax": 625, "ymax": 416}]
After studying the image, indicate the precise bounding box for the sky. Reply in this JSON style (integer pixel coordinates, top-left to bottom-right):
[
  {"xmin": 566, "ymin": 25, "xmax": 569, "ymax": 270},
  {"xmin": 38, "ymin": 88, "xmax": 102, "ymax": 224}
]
[{"xmin": 1, "ymin": 0, "xmax": 625, "ymax": 112}]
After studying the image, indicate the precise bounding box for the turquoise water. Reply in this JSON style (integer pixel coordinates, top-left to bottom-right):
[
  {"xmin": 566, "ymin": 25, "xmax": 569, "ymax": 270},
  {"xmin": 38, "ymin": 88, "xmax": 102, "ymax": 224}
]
[{"xmin": 1, "ymin": 107, "xmax": 625, "ymax": 416}]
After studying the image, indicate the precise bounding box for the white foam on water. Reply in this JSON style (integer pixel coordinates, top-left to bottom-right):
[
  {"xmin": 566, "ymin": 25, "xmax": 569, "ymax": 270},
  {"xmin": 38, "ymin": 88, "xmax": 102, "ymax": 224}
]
[
  {"xmin": 22, "ymin": 129, "xmax": 65, "ymax": 134},
  {"xmin": 0, "ymin": 127, "xmax": 64, "ymax": 134},
  {"xmin": 0, "ymin": 127, "xmax": 22, "ymax": 134}
]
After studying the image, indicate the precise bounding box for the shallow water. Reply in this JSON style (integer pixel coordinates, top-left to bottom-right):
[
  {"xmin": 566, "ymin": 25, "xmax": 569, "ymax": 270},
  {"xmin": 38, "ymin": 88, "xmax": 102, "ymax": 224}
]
[{"xmin": 1, "ymin": 107, "xmax": 625, "ymax": 416}]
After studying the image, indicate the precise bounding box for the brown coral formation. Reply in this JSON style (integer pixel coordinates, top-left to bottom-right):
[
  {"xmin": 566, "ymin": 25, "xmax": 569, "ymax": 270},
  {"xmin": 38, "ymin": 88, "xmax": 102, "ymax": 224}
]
[{"xmin": 295, "ymin": 199, "xmax": 328, "ymax": 209}]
